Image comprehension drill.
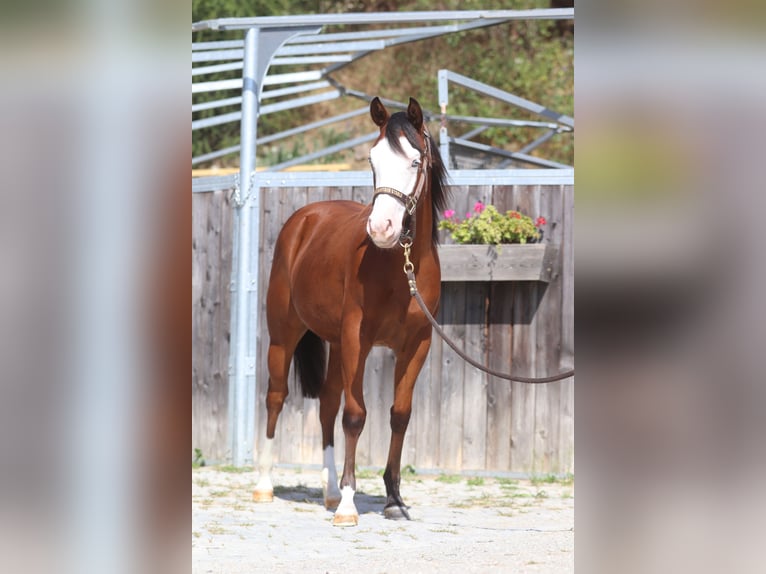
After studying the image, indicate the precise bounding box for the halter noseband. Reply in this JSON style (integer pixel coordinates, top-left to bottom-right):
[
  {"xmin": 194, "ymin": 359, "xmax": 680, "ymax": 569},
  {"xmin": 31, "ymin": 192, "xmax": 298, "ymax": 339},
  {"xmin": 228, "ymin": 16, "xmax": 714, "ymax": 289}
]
[{"xmin": 371, "ymin": 126, "xmax": 432, "ymax": 223}]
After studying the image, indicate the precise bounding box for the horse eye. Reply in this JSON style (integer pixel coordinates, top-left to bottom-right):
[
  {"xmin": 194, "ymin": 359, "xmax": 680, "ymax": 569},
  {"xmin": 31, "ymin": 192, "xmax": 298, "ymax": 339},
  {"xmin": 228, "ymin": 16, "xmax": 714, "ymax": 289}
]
[{"xmin": 412, "ymin": 159, "xmax": 421, "ymax": 168}]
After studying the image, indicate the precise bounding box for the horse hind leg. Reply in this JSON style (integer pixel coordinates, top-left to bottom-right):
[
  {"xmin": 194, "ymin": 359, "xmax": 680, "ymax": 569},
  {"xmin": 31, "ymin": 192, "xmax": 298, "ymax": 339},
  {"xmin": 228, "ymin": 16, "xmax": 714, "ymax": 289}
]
[
  {"xmin": 253, "ymin": 322, "xmax": 304, "ymax": 502},
  {"xmin": 319, "ymin": 344, "xmax": 343, "ymax": 510}
]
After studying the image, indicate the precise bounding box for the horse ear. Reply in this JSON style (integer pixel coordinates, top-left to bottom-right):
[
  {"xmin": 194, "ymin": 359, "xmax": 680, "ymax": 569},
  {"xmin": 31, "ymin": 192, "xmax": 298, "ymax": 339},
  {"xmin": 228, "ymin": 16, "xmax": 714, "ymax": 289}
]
[
  {"xmin": 370, "ymin": 97, "xmax": 389, "ymax": 127},
  {"xmin": 407, "ymin": 97, "xmax": 423, "ymax": 131}
]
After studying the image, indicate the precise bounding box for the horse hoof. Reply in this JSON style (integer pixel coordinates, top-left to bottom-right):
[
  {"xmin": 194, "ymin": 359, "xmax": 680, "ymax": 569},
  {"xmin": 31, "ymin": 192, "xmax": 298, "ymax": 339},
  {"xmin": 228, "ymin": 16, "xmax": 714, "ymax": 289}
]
[
  {"xmin": 332, "ymin": 512, "xmax": 359, "ymax": 527},
  {"xmin": 324, "ymin": 495, "xmax": 341, "ymax": 510},
  {"xmin": 383, "ymin": 505, "xmax": 411, "ymax": 521},
  {"xmin": 252, "ymin": 489, "xmax": 273, "ymax": 503}
]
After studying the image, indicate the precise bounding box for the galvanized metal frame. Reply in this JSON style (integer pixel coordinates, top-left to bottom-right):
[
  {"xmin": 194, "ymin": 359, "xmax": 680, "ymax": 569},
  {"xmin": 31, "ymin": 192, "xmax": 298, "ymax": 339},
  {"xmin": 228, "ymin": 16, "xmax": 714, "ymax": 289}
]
[
  {"xmin": 191, "ymin": 10, "xmax": 574, "ymax": 466},
  {"xmin": 437, "ymin": 69, "xmax": 574, "ymax": 169}
]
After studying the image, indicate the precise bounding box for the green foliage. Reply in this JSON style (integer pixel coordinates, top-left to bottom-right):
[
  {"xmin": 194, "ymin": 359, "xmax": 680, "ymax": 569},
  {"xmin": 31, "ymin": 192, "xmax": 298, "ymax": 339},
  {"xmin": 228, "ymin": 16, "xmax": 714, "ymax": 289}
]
[
  {"xmin": 438, "ymin": 203, "xmax": 542, "ymax": 246},
  {"xmin": 436, "ymin": 473, "xmax": 461, "ymax": 484},
  {"xmin": 193, "ymin": 447, "xmax": 206, "ymax": 468}
]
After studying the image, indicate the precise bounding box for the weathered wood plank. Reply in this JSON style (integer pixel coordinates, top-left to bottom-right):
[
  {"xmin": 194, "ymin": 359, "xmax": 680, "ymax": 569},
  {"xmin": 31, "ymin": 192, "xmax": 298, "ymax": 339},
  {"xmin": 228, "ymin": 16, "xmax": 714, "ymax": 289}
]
[
  {"xmin": 509, "ymin": 186, "xmax": 538, "ymax": 473},
  {"xmin": 558, "ymin": 184, "xmax": 575, "ymax": 473},
  {"xmin": 533, "ymin": 184, "xmax": 561, "ymax": 473},
  {"xmin": 438, "ymin": 244, "xmax": 553, "ymax": 282},
  {"xmin": 413, "ymin": 323, "xmax": 441, "ymax": 470},
  {"xmin": 192, "ymin": 190, "xmax": 232, "ymax": 462},
  {"xmin": 437, "ymin": 282, "xmax": 466, "ymax": 471},
  {"xmin": 461, "ymin": 282, "xmax": 489, "ymax": 470},
  {"xmin": 485, "ymin": 185, "xmax": 514, "ymax": 471}
]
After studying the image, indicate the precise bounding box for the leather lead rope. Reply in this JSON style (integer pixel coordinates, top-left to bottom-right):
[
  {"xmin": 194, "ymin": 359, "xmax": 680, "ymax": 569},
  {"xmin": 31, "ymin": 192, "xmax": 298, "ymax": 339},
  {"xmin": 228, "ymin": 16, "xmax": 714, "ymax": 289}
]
[{"xmin": 401, "ymin": 241, "xmax": 574, "ymax": 384}]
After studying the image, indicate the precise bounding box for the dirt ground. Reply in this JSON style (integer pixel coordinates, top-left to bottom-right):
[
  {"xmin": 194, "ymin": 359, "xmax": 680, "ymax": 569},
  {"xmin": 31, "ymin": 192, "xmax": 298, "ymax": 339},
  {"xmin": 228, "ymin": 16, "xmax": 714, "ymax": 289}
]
[{"xmin": 192, "ymin": 465, "xmax": 574, "ymax": 573}]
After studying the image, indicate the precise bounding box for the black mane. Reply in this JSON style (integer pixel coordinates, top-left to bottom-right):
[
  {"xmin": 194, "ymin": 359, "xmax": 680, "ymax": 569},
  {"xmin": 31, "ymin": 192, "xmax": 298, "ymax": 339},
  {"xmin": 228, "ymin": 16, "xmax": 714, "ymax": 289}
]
[{"xmin": 384, "ymin": 112, "xmax": 450, "ymax": 246}]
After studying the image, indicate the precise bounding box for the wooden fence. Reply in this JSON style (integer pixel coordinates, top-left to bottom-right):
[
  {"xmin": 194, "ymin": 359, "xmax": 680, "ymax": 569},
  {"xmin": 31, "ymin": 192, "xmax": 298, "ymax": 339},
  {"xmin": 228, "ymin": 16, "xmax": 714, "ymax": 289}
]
[{"xmin": 193, "ymin": 180, "xmax": 573, "ymax": 473}]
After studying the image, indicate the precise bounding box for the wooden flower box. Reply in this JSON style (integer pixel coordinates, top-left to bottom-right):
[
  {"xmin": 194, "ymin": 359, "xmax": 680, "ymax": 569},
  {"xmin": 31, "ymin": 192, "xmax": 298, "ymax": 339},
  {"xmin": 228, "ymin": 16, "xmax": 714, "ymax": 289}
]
[{"xmin": 438, "ymin": 243, "xmax": 558, "ymax": 282}]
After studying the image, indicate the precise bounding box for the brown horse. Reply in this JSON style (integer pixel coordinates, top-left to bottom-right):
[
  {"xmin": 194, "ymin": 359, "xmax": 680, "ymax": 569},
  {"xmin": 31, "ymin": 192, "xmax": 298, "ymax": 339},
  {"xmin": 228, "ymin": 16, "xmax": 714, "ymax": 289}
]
[{"xmin": 253, "ymin": 97, "xmax": 448, "ymax": 526}]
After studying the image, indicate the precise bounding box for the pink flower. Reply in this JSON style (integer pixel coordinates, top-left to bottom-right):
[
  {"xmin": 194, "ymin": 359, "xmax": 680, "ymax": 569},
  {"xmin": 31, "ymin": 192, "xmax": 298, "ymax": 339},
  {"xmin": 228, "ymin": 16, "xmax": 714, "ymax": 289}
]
[
  {"xmin": 466, "ymin": 212, "xmax": 472, "ymax": 218},
  {"xmin": 473, "ymin": 201, "xmax": 485, "ymax": 213},
  {"xmin": 535, "ymin": 216, "xmax": 547, "ymax": 227},
  {"xmin": 444, "ymin": 209, "xmax": 455, "ymax": 219}
]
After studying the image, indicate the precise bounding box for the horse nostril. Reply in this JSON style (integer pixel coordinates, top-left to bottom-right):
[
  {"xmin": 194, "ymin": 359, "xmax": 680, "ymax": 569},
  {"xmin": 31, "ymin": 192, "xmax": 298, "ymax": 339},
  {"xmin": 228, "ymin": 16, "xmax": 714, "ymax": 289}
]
[{"xmin": 385, "ymin": 219, "xmax": 393, "ymax": 231}]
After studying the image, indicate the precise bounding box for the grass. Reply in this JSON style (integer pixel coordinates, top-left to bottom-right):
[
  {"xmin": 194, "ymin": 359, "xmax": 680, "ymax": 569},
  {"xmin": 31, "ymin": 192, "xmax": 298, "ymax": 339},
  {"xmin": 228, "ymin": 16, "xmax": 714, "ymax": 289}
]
[
  {"xmin": 430, "ymin": 528, "xmax": 458, "ymax": 534},
  {"xmin": 355, "ymin": 467, "xmax": 382, "ymax": 480},
  {"xmin": 206, "ymin": 523, "xmax": 230, "ymax": 535},
  {"xmin": 530, "ymin": 473, "xmax": 574, "ymax": 486},
  {"xmin": 466, "ymin": 477, "xmax": 485, "ymax": 487},
  {"xmin": 436, "ymin": 474, "xmax": 461, "ymax": 484},
  {"xmin": 217, "ymin": 464, "xmax": 255, "ymax": 473},
  {"xmin": 209, "ymin": 490, "xmax": 230, "ymax": 498}
]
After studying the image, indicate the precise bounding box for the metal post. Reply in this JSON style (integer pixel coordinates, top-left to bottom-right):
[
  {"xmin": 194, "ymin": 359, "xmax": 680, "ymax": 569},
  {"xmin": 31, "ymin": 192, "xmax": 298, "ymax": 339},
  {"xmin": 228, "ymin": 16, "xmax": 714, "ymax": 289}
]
[
  {"xmin": 230, "ymin": 26, "xmax": 260, "ymax": 467},
  {"xmin": 228, "ymin": 25, "xmax": 321, "ymax": 467},
  {"xmin": 437, "ymin": 69, "xmax": 451, "ymax": 168}
]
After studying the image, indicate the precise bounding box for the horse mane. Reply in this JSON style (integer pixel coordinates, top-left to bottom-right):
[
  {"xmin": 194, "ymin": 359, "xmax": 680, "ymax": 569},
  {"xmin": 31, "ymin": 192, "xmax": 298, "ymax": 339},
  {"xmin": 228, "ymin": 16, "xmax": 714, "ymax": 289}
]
[{"xmin": 384, "ymin": 112, "xmax": 450, "ymax": 246}]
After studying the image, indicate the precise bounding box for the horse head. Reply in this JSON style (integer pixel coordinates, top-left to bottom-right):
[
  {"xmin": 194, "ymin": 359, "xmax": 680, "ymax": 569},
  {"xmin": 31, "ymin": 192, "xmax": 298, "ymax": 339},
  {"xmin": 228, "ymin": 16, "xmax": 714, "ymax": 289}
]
[{"xmin": 366, "ymin": 97, "xmax": 430, "ymax": 249}]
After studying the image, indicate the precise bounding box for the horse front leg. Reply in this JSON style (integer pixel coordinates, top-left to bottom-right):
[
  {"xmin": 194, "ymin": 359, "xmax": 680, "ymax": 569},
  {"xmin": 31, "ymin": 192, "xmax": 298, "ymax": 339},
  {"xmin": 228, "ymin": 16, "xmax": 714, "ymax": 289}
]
[
  {"xmin": 332, "ymin": 318, "xmax": 371, "ymax": 527},
  {"xmin": 384, "ymin": 328, "xmax": 432, "ymax": 520},
  {"xmin": 319, "ymin": 344, "xmax": 343, "ymax": 509}
]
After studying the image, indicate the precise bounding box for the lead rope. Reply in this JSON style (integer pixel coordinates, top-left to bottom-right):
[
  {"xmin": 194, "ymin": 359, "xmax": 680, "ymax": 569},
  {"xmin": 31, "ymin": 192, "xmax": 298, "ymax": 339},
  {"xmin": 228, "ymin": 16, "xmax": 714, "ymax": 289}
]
[{"xmin": 400, "ymin": 240, "xmax": 574, "ymax": 384}]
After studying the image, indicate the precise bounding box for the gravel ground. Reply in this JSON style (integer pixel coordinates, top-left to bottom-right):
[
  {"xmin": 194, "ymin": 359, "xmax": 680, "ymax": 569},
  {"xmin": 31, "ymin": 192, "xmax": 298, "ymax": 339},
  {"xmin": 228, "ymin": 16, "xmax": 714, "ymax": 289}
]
[{"xmin": 192, "ymin": 465, "xmax": 574, "ymax": 573}]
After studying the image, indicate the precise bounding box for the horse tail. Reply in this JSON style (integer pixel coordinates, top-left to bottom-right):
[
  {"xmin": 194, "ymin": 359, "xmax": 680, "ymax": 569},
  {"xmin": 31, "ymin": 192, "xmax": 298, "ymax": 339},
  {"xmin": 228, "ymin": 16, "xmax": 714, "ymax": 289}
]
[{"xmin": 293, "ymin": 330, "xmax": 325, "ymax": 398}]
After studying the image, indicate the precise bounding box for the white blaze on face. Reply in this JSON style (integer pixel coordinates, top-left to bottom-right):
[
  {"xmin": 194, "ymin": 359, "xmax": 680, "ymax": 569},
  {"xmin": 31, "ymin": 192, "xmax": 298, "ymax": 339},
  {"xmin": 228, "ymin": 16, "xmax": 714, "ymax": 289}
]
[{"xmin": 367, "ymin": 135, "xmax": 421, "ymax": 248}]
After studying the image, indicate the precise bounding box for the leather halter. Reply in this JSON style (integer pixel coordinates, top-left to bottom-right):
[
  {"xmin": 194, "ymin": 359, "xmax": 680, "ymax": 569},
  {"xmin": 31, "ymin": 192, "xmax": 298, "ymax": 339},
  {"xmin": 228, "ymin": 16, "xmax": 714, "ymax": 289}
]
[{"xmin": 371, "ymin": 126, "xmax": 432, "ymax": 232}]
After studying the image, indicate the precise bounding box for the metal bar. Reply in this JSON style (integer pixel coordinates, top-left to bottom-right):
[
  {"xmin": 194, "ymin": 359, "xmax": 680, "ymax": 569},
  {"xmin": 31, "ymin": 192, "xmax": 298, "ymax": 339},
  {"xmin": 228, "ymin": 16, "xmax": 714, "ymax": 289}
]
[
  {"xmin": 264, "ymin": 132, "xmax": 378, "ymax": 172},
  {"xmin": 259, "ymin": 89, "xmax": 341, "ymax": 116},
  {"xmin": 319, "ymin": 17, "xmax": 511, "ymax": 76},
  {"xmin": 261, "ymin": 80, "xmax": 330, "ymax": 100},
  {"xmin": 255, "ymin": 106, "xmax": 369, "ymax": 146},
  {"xmin": 192, "ymin": 110, "xmax": 240, "ymax": 131},
  {"xmin": 192, "ymin": 9, "xmax": 575, "ymax": 31},
  {"xmin": 518, "ymin": 129, "xmax": 558, "ymax": 154},
  {"xmin": 228, "ymin": 24, "xmax": 323, "ymax": 468},
  {"xmin": 192, "ymin": 61, "xmax": 243, "ymax": 77},
  {"xmin": 245, "ymin": 168, "xmax": 574, "ymax": 188},
  {"xmin": 442, "ymin": 70, "xmax": 574, "ymax": 128},
  {"xmin": 192, "ymin": 49, "xmax": 244, "ymax": 63},
  {"xmin": 497, "ymin": 129, "xmax": 559, "ymax": 168},
  {"xmin": 451, "ymin": 137, "xmax": 571, "ymax": 169},
  {"xmin": 461, "ymin": 126, "xmax": 489, "ymax": 140},
  {"xmin": 230, "ymin": 27, "xmax": 260, "ymax": 468},
  {"xmin": 192, "ymin": 40, "xmax": 243, "ymax": 51},
  {"xmin": 262, "ymin": 70, "xmax": 323, "ymax": 85},
  {"xmin": 277, "ymin": 39, "xmax": 386, "ymax": 55},
  {"xmin": 285, "ymin": 21, "xmax": 506, "ymax": 44},
  {"xmin": 192, "ymin": 78, "xmax": 242, "ymax": 94},
  {"xmin": 271, "ymin": 55, "xmax": 353, "ymax": 65},
  {"xmin": 193, "ymin": 107, "xmax": 370, "ymax": 166},
  {"xmin": 191, "ymin": 168, "xmax": 573, "ymax": 193},
  {"xmin": 384, "ymin": 18, "xmax": 509, "ymax": 48},
  {"xmin": 446, "ymin": 114, "xmax": 566, "ymax": 130},
  {"xmin": 191, "ymin": 145, "xmax": 240, "ymax": 166},
  {"xmin": 192, "ymin": 96, "xmax": 241, "ymax": 113},
  {"xmin": 192, "ymin": 174, "xmax": 238, "ymax": 192}
]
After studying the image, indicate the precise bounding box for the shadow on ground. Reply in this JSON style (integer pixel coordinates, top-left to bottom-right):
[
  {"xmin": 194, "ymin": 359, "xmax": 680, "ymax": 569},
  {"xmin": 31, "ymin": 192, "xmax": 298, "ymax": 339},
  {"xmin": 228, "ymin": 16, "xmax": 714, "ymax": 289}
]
[{"xmin": 273, "ymin": 484, "xmax": 387, "ymax": 514}]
